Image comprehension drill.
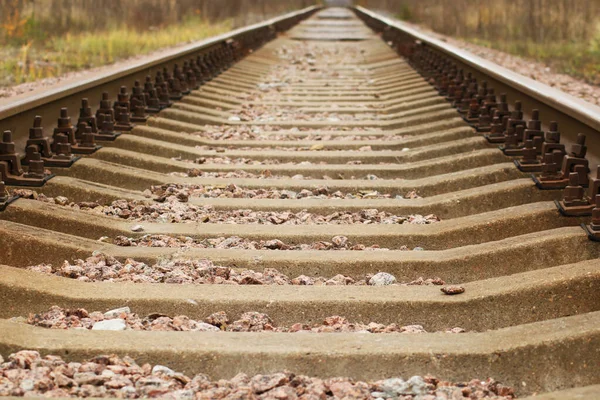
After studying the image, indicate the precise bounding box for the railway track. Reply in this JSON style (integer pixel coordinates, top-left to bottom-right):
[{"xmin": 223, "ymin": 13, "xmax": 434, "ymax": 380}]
[{"xmin": 0, "ymin": 5, "xmax": 599, "ymax": 399}]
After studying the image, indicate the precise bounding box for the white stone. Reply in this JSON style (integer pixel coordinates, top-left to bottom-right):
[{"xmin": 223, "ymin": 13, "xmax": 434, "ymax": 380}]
[
  {"xmin": 101, "ymin": 369, "xmax": 116, "ymax": 378},
  {"xmin": 193, "ymin": 322, "xmax": 220, "ymax": 332},
  {"xmin": 20, "ymin": 379, "xmax": 35, "ymax": 391},
  {"xmin": 121, "ymin": 386, "xmax": 137, "ymax": 396},
  {"xmin": 381, "ymin": 376, "xmax": 427, "ymax": 396},
  {"xmin": 54, "ymin": 196, "xmax": 69, "ymax": 206},
  {"xmin": 103, "ymin": 307, "xmax": 130, "ymax": 318},
  {"xmin": 280, "ymin": 190, "xmax": 297, "ymax": 199},
  {"xmin": 381, "ymin": 378, "xmax": 406, "ymax": 395},
  {"xmin": 92, "ymin": 319, "xmax": 126, "ymax": 331},
  {"xmin": 370, "ymin": 393, "xmax": 388, "ymax": 399},
  {"xmin": 368, "ymin": 272, "xmax": 397, "ymax": 286},
  {"xmin": 228, "ymin": 116, "xmax": 241, "ymax": 121},
  {"xmin": 152, "ymin": 365, "xmax": 176, "ymax": 376},
  {"xmin": 131, "ymin": 225, "xmax": 144, "ymax": 232},
  {"xmin": 405, "ymin": 376, "xmax": 427, "ymax": 395}
]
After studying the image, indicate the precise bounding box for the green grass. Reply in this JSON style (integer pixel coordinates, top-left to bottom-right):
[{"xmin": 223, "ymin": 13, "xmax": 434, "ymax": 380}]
[{"xmin": 0, "ymin": 17, "xmax": 232, "ymax": 87}]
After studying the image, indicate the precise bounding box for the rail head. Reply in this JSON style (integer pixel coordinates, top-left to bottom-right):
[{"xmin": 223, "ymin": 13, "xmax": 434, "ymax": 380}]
[
  {"xmin": 0, "ymin": 5, "xmax": 321, "ymax": 121},
  {"xmin": 354, "ymin": 6, "xmax": 600, "ymax": 134}
]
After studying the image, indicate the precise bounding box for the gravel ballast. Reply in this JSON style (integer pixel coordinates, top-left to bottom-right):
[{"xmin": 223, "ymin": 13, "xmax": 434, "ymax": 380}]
[
  {"xmin": 28, "ymin": 253, "xmax": 443, "ymax": 285},
  {"xmin": 22, "ymin": 306, "xmax": 465, "ymax": 334},
  {"xmin": 16, "ymin": 190, "xmax": 432, "ymax": 225},
  {"xmin": 0, "ymin": 350, "xmax": 515, "ymax": 398}
]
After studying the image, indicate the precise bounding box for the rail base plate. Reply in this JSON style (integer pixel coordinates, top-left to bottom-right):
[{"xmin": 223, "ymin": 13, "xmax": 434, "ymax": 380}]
[
  {"xmin": 484, "ymin": 135, "xmax": 505, "ymax": 144},
  {"xmin": 3, "ymin": 173, "xmax": 55, "ymax": 187},
  {"xmin": 42, "ymin": 156, "xmax": 81, "ymax": 168},
  {"xmin": 532, "ymin": 174, "xmax": 568, "ymax": 190},
  {"xmin": 514, "ymin": 159, "xmax": 542, "ymax": 173},
  {"xmin": 72, "ymin": 145, "xmax": 103, "ymax": 155},
  {"xmin": 95, "ymin": 133, "xmax": 123, "ymax": 142},
  {"xmin": 475, "ymin": 126, "xmax": 491, "ymax": 133},
  {"xmin": 0, "ymin": 195, "xmax": 19, "ymax": 212},
  {"xmin": 501, "ymin": 146, "xmax": 522, "ymax": 157},
  {"xmin": 555, "ymin": 199, "xmax": 593, "ymax": 217},
  {"xmin": 22, "ymin": 156, "xmax": 81, "ymax": 168},
  {"xmin": 115, "ymin": 124, "xmax": 134, "ymax": 132},
  {"xmin": 581, "ymin": 223, "xmax": 600, "ymax": 242}
]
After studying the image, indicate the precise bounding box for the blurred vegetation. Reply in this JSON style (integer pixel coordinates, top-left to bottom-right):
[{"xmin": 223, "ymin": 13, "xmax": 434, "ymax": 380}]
[
  {"xmin": 0, "ymin": 0, "xmax": 314, "ymax": 87},
  {"xmin": 357, "ymin": 0, "xmax": 600, "ymax": 85}
]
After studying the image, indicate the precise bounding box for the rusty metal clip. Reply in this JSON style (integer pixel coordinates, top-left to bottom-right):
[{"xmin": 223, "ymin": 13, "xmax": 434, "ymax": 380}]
[
  {"xmin": 154, "ymin": 72, "xmax": 173, "ymax": 109},
  {"xmin": 113, "ymin": 87, "xmax": 135, "ymax": 131},
  {"xmin": 51, "ymin": 108, "xmax": 99, "ymax": 154},
  {"xmin": 0, "ymin": 180, "xmax": 19, "ymax": 211},
  {"xmin": 0, "ymin": 131, "xmax": 54, "ymax": 186},
  {"xmin": 500, "ymin": 124, "xmax": 525, "ymax": 155},
  {"xmin": 143, "ymin": 76, "xmax": 162, "ymax": 113},
  {"xmin": 556, "ymin": 172, "xmax": 594, "ymax": 216},
  {"xmin": 509, "ymin": 110, "xmax": 544, "ymax": 157},
  {"xmin": 173, "ymin": 64, "xmax": 190, "ymax": 95},
  {"xmin": 476, "ymin": 106, "xmax": 492, "ymax": 132},
  {"xmin": 520, "ymin": 122, "xmax": 566, "ymax": 174},
  {"xmin": 485, "ymin": 113, "xmax": 507, "ymax": 143},
  {"xmin": 582, "ymin": 194, "xmax": 600, "ymax": 241},
  {"xmin": 22, "ymin": 116, "xmax": 79, "ymax": 168},
  {"xmin": 130, "ymin": 80, "xmax": 151, "ymax": 121},
  {"xmin": 514, "ymin": 140, "xmax": 541, "ymax": 172},
  {"xmin": 189, "ymin": 59, "xmax": 204, "ymax": 86},
  {"xmin": 183, "ymin": 61, "xmax": 199, "ymax": 91},
  {"xmin": 534, "ymin": 134, "xmax": 589, "ymax": 190}
]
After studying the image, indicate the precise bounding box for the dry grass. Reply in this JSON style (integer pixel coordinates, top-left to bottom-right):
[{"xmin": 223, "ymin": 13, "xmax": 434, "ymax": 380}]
[
  {"xmin": 0, "ymin": 0, "xmax": 314, "ymax": 87},
  {"xmin": 358, "ymin": 0, "xmax": 600, "ymax": 84},
  {"xmin": 1, "ymin": 18, "xmax": 231, "ymax": 85}
]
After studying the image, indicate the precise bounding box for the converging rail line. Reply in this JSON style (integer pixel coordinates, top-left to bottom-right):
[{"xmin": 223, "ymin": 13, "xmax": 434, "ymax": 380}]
[{"xmin": 0, "ymin": 5, "xmax": 599, "ymax": 399}]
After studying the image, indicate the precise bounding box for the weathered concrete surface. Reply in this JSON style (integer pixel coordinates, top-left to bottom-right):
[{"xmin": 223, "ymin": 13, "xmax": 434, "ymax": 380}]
[
  {"xmin": 0, "ymin": 312, "xmax": 598, "ymax": 396},
  {"xmin": 50, "ymin": 157, "xmax": 525, "ymax": 198},
  {"xmin": 129, "ymin": 121, "xmax": 475, "ymax": 150},
  {"xmin": 92, "ymin": 146, "xmax": 508, "ymax": 180},
  {"xmin": 522, "ymin": 385, "xmax": 600, "ymax": 399},
  {"xmin": 0, "ymin": 220, "xmax": 598, "ymax": 282},
  {"xmin": 0, "ymin": 199, "xmax": 585, "ymax": 250},
  {"xmin": 0, "ymin": 259, "xmax": 598, "ymax": 330},
  {"xmin": 146, "ymin": 115, "xmax": 467, "ymax": 135},
  {"xmin": 34, "ymin": 176, "xmax": 560, "ymax": 219}
]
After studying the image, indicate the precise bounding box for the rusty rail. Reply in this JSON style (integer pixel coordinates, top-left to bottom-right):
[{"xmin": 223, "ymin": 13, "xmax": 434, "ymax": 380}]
[
  {"xmin": 0, "ymin": 6, "xmax": 320, "ymax": 152},
  {"xmin": 354, "ymin": 6, "xmax": 600, "ymax": 168}
]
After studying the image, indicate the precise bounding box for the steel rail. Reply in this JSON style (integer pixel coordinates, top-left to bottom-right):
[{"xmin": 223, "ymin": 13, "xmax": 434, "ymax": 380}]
[
  {"xmin": 354, "ymin": 6, "xmax": 600, "ymax": 167},
  {"xmin": 0, "ymin": 6, "xmax": 320, "ymax": 150}
]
